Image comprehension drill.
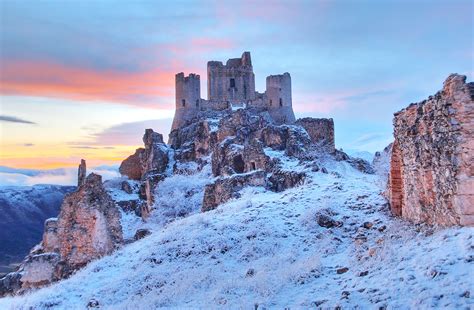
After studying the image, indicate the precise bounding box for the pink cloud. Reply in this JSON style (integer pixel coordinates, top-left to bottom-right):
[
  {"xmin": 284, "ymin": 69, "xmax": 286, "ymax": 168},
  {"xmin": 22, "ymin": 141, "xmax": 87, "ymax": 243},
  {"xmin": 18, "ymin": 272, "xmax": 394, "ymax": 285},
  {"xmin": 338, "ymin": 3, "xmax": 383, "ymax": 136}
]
[{"xmin": 0, "ymin": 60, "xmax": 177, "ymax": 108}]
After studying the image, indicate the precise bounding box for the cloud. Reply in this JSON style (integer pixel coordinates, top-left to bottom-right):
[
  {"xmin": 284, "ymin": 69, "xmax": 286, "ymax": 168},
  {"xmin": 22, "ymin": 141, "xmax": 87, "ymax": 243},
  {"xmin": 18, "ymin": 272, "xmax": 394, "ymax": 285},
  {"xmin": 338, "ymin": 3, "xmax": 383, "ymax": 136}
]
[
  {"xmin": 69, "ymin": 146, "xmax": 117, "ymax": 150},
  {"xmin": 0, "ymin": 165, "xmax": 120, "ymax": 186},
  {"xmin": 72, "ymin": 119, "xmax": 173, "ymax": 146},
  {"xmin": 348, "ymin": 132, "xmax": 393, "ymax": 153},
  {"xmin": 0, "ymin": 60, "xmax": 175, "ymax": 107},
  {"xmin": 0, "ymin": 115, "xmax": 36, "ymax": 124},
  {"xmin": 22, "ymin": 143, "xmax": 35, "ymax": 147}
]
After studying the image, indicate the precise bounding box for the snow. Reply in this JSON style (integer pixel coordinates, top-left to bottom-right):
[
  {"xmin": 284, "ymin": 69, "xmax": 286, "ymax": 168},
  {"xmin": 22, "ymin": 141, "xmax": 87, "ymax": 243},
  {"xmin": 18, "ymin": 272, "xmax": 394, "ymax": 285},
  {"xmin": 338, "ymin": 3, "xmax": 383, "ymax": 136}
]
[
  {"xmin": 264, "ymin": 147, "xmax": 303, "ymax": 172},
  {"xmin": 344, "ymin": 149, "xmax": 375, "ymax": 162},
  {"xmin": 103, "ymin": 178, "xmax": 143, "ymax": 240},
  {"xmin": 1, "ymin": 157, "xmax": 472, "ymax": 309}
]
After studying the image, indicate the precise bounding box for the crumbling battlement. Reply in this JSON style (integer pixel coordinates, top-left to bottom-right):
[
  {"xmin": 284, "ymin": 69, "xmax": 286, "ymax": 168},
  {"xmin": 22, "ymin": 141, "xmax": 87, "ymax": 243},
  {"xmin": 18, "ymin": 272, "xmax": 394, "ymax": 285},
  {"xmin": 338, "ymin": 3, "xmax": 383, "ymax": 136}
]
[
  {"xmin": 388, "ymin": 74, "xmax": 474, "ymax": 226},
  {"xmin": 171, "ymin": 52, "xmax": 296, "ymax": 131}
]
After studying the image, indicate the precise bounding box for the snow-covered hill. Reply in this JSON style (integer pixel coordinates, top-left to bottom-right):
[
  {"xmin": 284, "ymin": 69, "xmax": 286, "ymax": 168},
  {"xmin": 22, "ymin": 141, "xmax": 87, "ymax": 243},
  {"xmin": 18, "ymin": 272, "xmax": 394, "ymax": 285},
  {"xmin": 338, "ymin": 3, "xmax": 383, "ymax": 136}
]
[
  {"xmin": 1, "ymin": 156, "xmax": 472, "ymax": 309},
  {"xmin": 0, "ymin": 185, "xmax": 74, "ymax": 275}
]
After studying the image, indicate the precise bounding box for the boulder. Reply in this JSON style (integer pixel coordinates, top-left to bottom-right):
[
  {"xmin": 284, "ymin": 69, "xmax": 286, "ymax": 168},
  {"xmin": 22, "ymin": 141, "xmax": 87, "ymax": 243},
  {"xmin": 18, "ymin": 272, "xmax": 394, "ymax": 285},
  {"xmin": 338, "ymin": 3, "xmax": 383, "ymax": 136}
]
[
  {"xmin": 121, "ymin": 180, "xmax": 133, "ymax": 194},
  {"xmin": 18, "ymin": 253, "xmax": 61, "ymax": 290},
  {"xmin": 266, "ymin": 170, "xmax": 306, "ymax": 192},
  {"xmin": 134, "ymin": 229, "xmax": 151, "ymax": 241},
  {"xmin": 202, "ymin": 171, "xmax": 266, "ymax": 212},
  {"xmin": 119, "ymin": 148, "xmax": 144, "ymax": 181}
]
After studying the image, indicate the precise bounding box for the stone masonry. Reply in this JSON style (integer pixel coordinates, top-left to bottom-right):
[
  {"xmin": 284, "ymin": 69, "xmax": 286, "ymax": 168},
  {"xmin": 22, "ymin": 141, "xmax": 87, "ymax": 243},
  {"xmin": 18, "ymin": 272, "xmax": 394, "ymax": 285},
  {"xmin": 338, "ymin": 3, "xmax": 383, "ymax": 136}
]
[
  {"xmin": 171, "ymin": 52, "xmax": 296, "ymax": 131},
  {"xmin": 389, "ymin": 74, "xmax": 473, "ymax": 226}
]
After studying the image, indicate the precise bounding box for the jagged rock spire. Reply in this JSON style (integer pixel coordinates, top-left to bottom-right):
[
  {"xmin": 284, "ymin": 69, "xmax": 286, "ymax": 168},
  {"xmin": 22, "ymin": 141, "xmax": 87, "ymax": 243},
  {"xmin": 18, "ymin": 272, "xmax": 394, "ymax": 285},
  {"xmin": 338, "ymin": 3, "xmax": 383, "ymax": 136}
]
[{"xmin": 78, "ymin": 159, "xmax": 86, "ymax": 186}]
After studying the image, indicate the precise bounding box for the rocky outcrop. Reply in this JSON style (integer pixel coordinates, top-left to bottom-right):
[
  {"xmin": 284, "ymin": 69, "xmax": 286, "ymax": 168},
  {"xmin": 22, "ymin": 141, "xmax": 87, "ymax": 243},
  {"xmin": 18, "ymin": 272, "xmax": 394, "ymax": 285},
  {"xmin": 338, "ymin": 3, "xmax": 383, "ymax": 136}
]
[
  {"xmin": 57, "ymin": 173, "xmax": 123, "ymax": 269},
  {"xmin": 120, "ymin": 129, "xmax": 170, "ymax": 181},
  {"xmin": 42, "ymin": 218, "xmax": 59, "ymax": 253},
  {"xmin": 389, "ymin": 74, "xmax": 474, "ymax": 226},
  {"xmin": 266, "ymin": 170, "xmax": 306, "ymax": 192},
  {"xmin": 295, "ymin": 118, "xmax": 335, "ymax": 152},
  {"xmin": 169, "ymin": 119, "xmax": 214, "ymax": 162},
  {"xmin": 202, "ymin": 171, "xmax": 266, "ymax": 212},
  {"xmin": 119, "ymin": 129, "xmax": 172, "ymax": 212},
  {"xmin": 260, "ymin": 124, "xmax": 311, "ymax": 157},
  {"xmin": 16, "ymin": 253, "xmax": 61, "ymax": 290},
  {"xmin": 211, "ymin": 138, "xmax": 272, "ymax": 177},
  {"xmin": 119, "ymin": 148, "xmax": 145, "ymax": 181},
  {"xmin": 142, "ymin": 129, "xmax": 170, "ymax": 177},
  {"xmin": 0, "ymin": 173, "xmax": 124, "ymax": 296},
  {"xmin": 78, "ymin": 159, "xmax": 86, "ymax": 186}
]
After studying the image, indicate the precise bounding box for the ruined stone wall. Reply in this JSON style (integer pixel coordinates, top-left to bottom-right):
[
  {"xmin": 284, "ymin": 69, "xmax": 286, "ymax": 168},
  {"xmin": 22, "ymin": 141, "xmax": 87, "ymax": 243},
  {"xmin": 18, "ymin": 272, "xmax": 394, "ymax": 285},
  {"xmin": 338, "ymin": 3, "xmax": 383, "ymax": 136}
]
[
  {"xmin": 199, "ymin": 99, "xmax": 231, "ymax": 111},
  {"xmin": 266, "ymin": 73, "xmax": 296, "ymax": 124},
  {"xmin": 172, "ymin": 73, "xmax": 201, "ymax": 131},
  {"xmin": 207, "ymin": 52, "xmax": 256, "ymax": 104},
  {"xmin": 389, "ymin": 74, "xmax": 473, "ymax": 226},
  {"xmin": 171, "ymin": 52, "xmax": 298, "ymax": 130},
  {"xmin": 295, "ymin": 118, "xmax": 335, "ymax": 152}
]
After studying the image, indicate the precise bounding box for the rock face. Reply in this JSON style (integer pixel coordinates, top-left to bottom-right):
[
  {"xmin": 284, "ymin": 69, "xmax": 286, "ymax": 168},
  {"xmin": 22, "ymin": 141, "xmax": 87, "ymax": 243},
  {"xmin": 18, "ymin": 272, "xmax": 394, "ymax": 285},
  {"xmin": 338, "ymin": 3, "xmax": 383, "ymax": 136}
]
[
  {"xmin": 260, "ymin": 124, "xmax": 311, "ymax": 157},
  {"xmin": 119, "ymin": 129, "xmax": 172, "ymax": 212},
  {"xmin": 202, "ymin": 171, "xmax": 266, "ymax": 212},
  {"xmin": 266, "ymin": 170, "xmax": 306, "ymax": 192},
  {"xmin": 389, "ymin": 74, "xmax": 474, "ymax": 226},
  {"xmin": 0, "ymin": 173, "xmax": 124, "ymax": 296},
  {"xmin": 169, "ymin": 119, "xmax": 214, "ymax": 162},
  {"xmin": 142, "ymin": 129, "xmax": 170, "ymax": 177},
  {"xmin": 78, "ymin": 159, "xmax": 86, "ymax": 186},
  {"xmin": 212, "ymin": 138, "xmax": 272, "ymax": 177},
  {"xmin": 119, "ymin": 148, "xmax": 144, "ymax": 181},
  {"xmin": 42, "ymin": 218, "xmax": 59, "ymax": 253},
  {"xmin": 56, "ymin": 173, "xmax": 123, "ymax": 269},
  {"xmin": 295, "ymin": 118, "xmax": 335, "ymax": 153}
]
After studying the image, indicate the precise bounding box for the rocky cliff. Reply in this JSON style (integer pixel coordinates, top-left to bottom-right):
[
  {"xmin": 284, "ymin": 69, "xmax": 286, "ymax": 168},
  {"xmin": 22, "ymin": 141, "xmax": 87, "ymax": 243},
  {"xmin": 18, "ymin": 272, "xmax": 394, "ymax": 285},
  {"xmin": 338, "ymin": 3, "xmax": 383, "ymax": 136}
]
[
  {"xmin": 0, "ymin": 105, "xmax": 366, "ymax": 297},
  {"xmin": 388, "ymin": 74, "xmax": 474, "ymax": 226},
  {"xmin": 0, "ymin": 171, "xmax": 124, "ymax": 296}
]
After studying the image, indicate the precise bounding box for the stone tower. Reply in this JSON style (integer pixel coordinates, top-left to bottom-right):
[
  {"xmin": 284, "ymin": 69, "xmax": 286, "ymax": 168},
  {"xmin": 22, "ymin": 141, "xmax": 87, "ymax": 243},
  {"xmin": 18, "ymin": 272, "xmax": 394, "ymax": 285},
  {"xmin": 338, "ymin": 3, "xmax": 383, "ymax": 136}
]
[
  {"xmin": 265, "ymin": 73, "xmax": 296, "ymax": 124},
  {"xmin": 207, "ymin": 51, "xmax": 256, "ymax": 105},
  {"xmin": 171, "ymin": 72, "xmax": 201, "ymax": 131}
]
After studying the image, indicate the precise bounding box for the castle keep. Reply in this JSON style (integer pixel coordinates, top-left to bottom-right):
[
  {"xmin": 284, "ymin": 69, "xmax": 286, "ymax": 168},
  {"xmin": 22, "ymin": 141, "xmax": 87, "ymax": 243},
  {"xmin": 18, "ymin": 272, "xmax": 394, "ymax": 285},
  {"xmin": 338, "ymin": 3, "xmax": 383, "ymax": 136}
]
[{"xmin": 171, "ymin": 52, "xmax": 296, "ymax": 130}]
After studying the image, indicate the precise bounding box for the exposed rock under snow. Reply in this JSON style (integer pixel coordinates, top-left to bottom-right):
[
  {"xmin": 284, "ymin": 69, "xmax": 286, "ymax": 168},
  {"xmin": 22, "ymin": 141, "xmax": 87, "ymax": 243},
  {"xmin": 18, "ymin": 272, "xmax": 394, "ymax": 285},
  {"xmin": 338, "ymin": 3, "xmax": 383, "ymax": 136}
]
[{"xmin": 1, "ymin": 158, "xmax": 471, "ymax": 309}]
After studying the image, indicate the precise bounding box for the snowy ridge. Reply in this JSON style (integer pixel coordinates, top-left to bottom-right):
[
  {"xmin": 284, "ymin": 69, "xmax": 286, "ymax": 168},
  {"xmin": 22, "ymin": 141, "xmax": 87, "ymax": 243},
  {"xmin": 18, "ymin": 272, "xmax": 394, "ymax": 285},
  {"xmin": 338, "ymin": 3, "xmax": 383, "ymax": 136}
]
[{"xmin": 0, "ymin": 157, "xmax": 472, "ymax": 309}]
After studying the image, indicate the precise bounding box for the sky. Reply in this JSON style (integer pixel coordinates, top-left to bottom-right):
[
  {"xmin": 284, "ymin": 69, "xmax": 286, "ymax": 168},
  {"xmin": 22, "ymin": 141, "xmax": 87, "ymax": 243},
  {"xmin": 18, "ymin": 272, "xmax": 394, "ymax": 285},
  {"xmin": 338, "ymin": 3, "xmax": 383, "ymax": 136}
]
[{"xmin": 0, "ymin": 0, "xmax": 473, "ymax": 175}]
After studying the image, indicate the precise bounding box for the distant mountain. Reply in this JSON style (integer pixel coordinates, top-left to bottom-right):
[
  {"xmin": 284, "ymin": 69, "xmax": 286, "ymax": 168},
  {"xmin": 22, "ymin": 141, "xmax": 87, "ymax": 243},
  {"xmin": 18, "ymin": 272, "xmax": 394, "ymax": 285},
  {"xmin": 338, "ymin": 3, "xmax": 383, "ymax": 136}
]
[
  {"xmin": 0, "ymin": 166, "xmax": 67, "ymax": 177},
  {"xmin": 343, "ymin": 149, "xmax": 375, "ymax": 162},
  {"xmin": 0, "ymin": 185, "xmax": 74, "ymax": 275}
]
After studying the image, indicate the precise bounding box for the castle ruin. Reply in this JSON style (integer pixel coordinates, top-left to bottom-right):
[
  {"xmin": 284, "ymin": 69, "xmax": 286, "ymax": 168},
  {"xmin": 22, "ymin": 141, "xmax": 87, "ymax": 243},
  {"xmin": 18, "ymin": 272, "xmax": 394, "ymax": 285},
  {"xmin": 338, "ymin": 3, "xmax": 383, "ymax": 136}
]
[{"xmin": 171, "ymin": 52, "xmax": 296, "ymax": 131}]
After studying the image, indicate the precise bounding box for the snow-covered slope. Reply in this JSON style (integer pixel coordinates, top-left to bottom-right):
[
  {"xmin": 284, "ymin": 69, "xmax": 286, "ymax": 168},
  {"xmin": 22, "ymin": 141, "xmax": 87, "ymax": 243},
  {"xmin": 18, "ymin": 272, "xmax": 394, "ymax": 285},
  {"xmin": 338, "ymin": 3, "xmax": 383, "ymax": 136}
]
[
  {"xmin": 0, "ymin": 185, "xmax": 74, "ymax": 275},
  {"xmin": 0, "ymin": 158, "xmax": 472, "ymax": 309}
]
